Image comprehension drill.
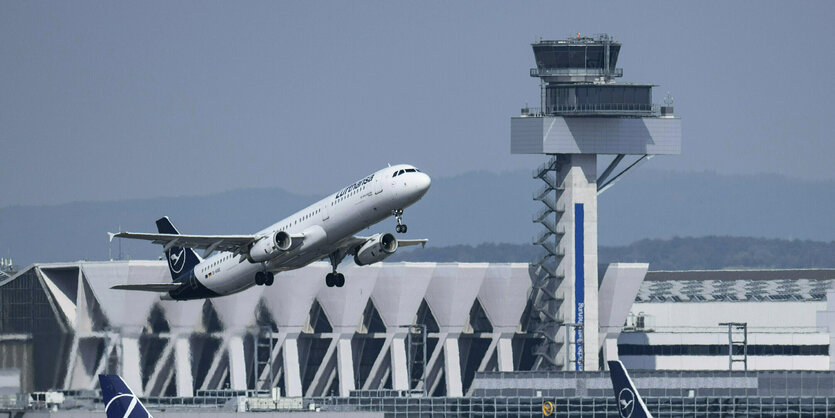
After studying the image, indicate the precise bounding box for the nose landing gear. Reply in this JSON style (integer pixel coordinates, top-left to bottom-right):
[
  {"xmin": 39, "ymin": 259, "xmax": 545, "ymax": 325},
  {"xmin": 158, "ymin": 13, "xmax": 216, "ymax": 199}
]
[{"xmin": 393, "ymin": 209, "xmax": 407, "ymax": 233}]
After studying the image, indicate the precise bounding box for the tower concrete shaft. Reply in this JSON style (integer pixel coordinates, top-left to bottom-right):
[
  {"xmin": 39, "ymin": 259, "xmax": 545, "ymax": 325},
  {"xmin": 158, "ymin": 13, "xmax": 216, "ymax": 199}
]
[{"xmin": 530, "ymin": 154, "xmax": 599, "ymax": 371}]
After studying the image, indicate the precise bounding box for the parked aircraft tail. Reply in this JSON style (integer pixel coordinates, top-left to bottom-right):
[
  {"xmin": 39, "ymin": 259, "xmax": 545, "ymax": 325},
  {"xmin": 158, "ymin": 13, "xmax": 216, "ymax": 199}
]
[
  {"xmin": 608, "ymin": 360, "xmax": 653, "ymax": 418},
  {"xmin": 99, "ymin": 374, "xmax": 152, "ymax": 418}
]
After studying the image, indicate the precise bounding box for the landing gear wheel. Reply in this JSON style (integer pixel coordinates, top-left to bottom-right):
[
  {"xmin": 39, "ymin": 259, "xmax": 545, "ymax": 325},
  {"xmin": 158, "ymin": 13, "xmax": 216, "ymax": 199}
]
[
  {"xmin": 327, "ymin": 249, "xmax": 348, "ymax": 289},
  {"xmin": 255, "ymin": 271, "xmax": 265, "ymax": 286},
  {"xmin": 393, "ymin": 209, "xmax": 407, "ymax": 233},
  {"xmin": 264, "ymin": 272, "xmax": 274, "ymax": 286}
]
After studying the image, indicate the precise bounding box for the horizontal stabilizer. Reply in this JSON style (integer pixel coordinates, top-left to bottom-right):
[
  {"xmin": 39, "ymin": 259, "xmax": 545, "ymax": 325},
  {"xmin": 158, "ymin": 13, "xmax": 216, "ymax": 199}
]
[{"xmin": 111, "ymin": 283, "xmax": 182, "ymax": 292}]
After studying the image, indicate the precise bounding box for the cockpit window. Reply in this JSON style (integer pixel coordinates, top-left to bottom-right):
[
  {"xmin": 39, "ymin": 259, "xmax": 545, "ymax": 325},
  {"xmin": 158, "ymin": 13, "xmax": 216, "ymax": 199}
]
[{"xmin": 393, "ymin": 168, "xmax": 420, "ymax": 177}]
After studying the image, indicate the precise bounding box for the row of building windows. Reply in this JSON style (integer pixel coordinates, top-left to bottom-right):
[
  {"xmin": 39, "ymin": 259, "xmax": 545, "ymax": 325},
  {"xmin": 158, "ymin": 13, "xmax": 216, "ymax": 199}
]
[
  {"xmin": 0, "ymin": 270, "xmax": 64, "ymax": 334},
  {"xmin": 533, "ymin": 44, "xmax": 621, "ymax": 70},
  {"xmin": 546, "ymin": 85, "xmax": 652, "ymax": 107},
  {"xmin": 619, "ymin": 344, "xmax": 829, "ymax": 356}
]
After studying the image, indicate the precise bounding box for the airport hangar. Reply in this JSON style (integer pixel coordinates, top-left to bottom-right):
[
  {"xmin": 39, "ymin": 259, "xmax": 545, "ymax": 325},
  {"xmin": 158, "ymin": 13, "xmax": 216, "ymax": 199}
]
[{"xmin": 3, "ymin": 260, "xmax": 835, "ymax": 400}]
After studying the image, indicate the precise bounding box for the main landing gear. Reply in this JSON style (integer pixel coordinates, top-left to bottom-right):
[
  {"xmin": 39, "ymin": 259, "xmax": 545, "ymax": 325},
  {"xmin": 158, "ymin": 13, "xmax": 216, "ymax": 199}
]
[
  {"xmin": 255, "ymin": 271, "xmax": 274, "ymax": 286},
  {"xmin": 325, "ymin": 272, "xmax": 344, "ymax": 288},
  {"xmin": 326, "ymin": 250, "xmax": 346, "ymax": 288},
  {"xmin": 393, "ymin": 209, "xmax": 407, "ymax": 233}
]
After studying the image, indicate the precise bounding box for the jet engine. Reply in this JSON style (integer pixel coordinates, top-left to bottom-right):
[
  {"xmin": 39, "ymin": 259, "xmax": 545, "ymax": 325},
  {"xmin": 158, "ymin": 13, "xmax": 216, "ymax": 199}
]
[
  {"xmin": 248, "ymin": 231, "xmax": 292, "ymax": 262},
  {"xmin": 354, "ymin": 233, "xmax": 398, "ymax": 266}
]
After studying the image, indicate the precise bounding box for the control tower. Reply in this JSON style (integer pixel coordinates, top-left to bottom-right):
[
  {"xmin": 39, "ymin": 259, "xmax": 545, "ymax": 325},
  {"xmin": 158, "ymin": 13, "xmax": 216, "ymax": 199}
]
[{"xmin": 511, "ymin": 34, "xmax": 681, "ymax": 371}]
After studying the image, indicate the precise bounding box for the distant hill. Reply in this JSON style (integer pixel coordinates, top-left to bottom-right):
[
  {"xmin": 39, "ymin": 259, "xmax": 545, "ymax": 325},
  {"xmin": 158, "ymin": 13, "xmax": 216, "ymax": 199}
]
[
  {"xmin": 1, "ymin": 169, "xmax": 833, "ymax": 267},
  {"xmin": 392, "ymin": 237, "xmax": 835, "ymax": 270}
]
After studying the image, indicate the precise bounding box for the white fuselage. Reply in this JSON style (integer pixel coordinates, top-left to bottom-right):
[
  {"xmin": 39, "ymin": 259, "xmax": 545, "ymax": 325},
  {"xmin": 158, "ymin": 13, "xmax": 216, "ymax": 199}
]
[{"xmin": 188, "ymin": 165, "xmax": 430, "ymax": 296}]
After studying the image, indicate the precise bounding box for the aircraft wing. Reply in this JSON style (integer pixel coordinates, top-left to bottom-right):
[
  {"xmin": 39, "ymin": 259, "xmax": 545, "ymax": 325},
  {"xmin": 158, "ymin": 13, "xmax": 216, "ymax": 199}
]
[
  {"xmin": 108, "ymin": 231, "xmax": 259, "ymax": 254},
  {"xmin": 111, "ymin": 283, "xmax": 183, "ymax": 292}
]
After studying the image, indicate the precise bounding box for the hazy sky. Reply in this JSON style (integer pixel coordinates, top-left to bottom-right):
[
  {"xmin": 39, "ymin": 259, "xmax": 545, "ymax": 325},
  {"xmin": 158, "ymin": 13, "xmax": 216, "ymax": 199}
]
[{"xmin": 2, "ymin": 1, "xmax": 834, "ymax": 207}]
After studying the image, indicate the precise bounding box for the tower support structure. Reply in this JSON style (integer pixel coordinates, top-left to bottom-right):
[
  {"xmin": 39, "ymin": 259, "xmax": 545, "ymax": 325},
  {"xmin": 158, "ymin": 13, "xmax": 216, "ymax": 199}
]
[{"xmin": 512, "ymin": 34, "xmax": 681, "ymax": 370}]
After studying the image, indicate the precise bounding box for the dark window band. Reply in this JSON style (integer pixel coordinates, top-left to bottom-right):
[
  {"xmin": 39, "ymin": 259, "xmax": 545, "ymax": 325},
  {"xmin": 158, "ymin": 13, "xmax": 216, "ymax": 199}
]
[{"xmin": 618, "ymin": 344, "xmax": 829, "ymax": 356}]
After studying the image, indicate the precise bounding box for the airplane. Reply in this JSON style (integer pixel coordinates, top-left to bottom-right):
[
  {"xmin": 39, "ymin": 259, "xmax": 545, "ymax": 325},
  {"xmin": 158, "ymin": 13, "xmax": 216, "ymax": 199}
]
[
  {"xmin": 99, "ymin": 374, "xmax": 152, "ymax": 418},
  {"xmin": 108, "ymin": 164, "xmax": 431, "ymax": 300},
  {"xmin": 608, "ymin": 360, "xmax": 653, "ymax": 418}
]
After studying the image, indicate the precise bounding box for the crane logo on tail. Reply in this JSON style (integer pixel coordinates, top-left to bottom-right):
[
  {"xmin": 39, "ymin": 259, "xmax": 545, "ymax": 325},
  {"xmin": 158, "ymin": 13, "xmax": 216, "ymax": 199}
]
[
  {"xmin": 618, "ymin": 388, "xmax": 636, "ymax": 418},
  {"xmin": 168, "ymin": 247, "xmax": 186, "ymax": 274}
]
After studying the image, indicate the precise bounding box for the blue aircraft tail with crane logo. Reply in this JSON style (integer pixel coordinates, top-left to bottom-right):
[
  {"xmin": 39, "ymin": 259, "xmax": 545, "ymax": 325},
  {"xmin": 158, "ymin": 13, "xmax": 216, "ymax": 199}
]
[{"xmin": 99, "ymin": 374, "xmax": 152, "ymax": 418}]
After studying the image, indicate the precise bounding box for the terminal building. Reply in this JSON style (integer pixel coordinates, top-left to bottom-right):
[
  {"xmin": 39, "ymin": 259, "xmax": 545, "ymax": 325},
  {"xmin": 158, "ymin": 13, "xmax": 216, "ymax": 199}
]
[
  {"xmin": 3, "ymin": 261, "xmax": 835, "ymax": 416},
  {"xmin": 1, "ymin": 263, "xmax": 835, "ymax": 388}
]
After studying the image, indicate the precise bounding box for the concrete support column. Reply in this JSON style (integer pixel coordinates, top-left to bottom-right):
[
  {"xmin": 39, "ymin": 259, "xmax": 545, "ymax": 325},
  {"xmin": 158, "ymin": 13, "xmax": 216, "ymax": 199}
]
[
  {"xmin": 602, "ymin": 338, "xmax": 619, "ymax": 370},
  {"xmin": 173, "ymin": 332, "xmax": 194, "ymax": 397},
  {"xmin": 121, "ymin": 335, "xmax": 143, "ymax": 395},
  {"xmin": 336, "ymin": 337, "xmax": 356, "ymax": 397},
  {"xmin": 390, "ymin": 335, "xmax": 409, "ymax": 390},
  {"xmin": 496, "ymin": 337, "xmax": 514, "ymax": 372},
  {"xmin": 282, "ymin": 335, "xmax": 303, "ymax": 396},
  {"xmin": 227, "ymin": 335, "xmax": 247, "ymax": 390},
  {"xmin": 598, "ymin": 263, "xmax": 649, "ymax": 371},
  {"xmin": 443, "ymin": 337, "xmax": 463, "ymax": 397}
]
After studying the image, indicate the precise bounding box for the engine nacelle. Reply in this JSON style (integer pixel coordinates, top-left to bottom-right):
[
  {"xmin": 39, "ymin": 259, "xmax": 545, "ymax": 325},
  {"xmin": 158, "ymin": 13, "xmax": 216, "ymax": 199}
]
[
  {"xmin": 248, "ymin": 231, "xmax": 292, "ymax": 262},
  {"xmin": 354, "ymin": 233, "xmax": 398, "ymax": 266}
]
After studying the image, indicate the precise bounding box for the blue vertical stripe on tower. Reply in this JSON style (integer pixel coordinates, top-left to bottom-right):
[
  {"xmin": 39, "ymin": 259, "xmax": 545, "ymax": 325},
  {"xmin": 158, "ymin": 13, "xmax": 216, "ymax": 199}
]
[{"xmin": 574, "ymin": 203, "xmax": 585, "ymax": 370}]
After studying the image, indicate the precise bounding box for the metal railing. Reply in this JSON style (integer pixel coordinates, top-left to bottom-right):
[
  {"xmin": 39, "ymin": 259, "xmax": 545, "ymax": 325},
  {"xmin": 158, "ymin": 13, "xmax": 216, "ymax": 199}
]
[
  {"xmin": 547, "ymin": 102, "xmax": 653, "ymax": 114},
  {"xmin": 521, "ymin": 103, "xmax": 663, "ymax": 117},
  {"xmin": 530, "ymin": 67, "xmax": 623, "ymax": 78},
  {"xmin": 308, "ymin": 395, "xmax": 835, "ymax": 417}
]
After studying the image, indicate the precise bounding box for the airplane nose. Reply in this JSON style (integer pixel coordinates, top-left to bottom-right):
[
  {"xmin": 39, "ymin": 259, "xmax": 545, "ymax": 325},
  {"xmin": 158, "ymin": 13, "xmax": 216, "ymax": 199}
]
[{"xmin": 416, "ymin": 172, "xmax": 431, "ymax": 194}]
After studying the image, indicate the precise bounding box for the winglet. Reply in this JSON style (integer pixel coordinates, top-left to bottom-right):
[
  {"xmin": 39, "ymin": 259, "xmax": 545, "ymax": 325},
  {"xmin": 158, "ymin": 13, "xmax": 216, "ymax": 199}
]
[{"xmin": 107, "ymin": 232, "xmax": 116, "ymax": 242}]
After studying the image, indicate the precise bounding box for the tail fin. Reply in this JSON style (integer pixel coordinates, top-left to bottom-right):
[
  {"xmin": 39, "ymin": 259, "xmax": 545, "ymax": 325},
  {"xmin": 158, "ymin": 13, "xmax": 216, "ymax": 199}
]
[
  {"xmin": 608, "ymin": 360, "xmax": 653, "ymax": 418},
  {"xmin": 98, "ymin": 374, "xmax": 152, "ymax": 418},
  {"xmin": 156, "ymin": 217, "xmax": 201, "ymax": 281}
]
